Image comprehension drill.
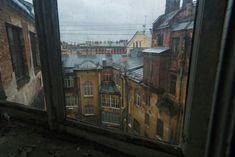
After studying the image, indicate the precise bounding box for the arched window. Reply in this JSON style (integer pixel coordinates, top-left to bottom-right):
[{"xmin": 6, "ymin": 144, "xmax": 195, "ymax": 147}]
[
  {"xmin": 84, "ymin": 81, "xmax": 93, "ymax": 96},
  {"xmin": 136, "ymin": 41, "xmax": 138, "ymax": 48}
]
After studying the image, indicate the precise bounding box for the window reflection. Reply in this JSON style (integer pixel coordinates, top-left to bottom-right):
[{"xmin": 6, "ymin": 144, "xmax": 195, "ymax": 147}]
[{"xmin": 60, "ymin": 0, "xmax": 196, "ymax": 144}]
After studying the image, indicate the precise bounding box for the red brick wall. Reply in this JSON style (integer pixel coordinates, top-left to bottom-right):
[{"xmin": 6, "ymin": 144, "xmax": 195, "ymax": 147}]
[
  {"xmin": 152, "ymin": 29, "xmax": 171, "ymax": 48},
  {"xmin": 0, "ymin": 1, "xmax": 14, "ymax": 86},
  {"xmin": 0, "ymin": 0, "xmax": 43, "ymax": 105}
]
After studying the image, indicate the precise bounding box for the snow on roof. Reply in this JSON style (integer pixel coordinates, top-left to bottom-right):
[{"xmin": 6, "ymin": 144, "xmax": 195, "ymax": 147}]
[{"xmin": 143, "ymin": 48, "xmax": 169, "ymax": 54}]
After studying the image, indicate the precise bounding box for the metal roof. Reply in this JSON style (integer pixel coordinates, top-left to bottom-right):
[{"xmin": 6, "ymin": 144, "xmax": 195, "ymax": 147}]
[
  {"xmin": 100, "ymin": 82, "xmax": 120, "ymax": 95},
  {"xmin": 143, "ymin": 48, "xmax": 169, "ymax": 54},
  {"xmin": 153, "ymin": 10, "xmax": 180, "ymax": 29},
  {"xmin": 80, "ymin": 42, "xmax": 127, "ymax": 48},
  {"xmin": 171, "ymin": 21, "xmax": 194, "ymax": 31},
  {"xmin": 127, "ymin": 67, "xmax": 143, "ymax": 83},
  {"xmin": 63, "ymin": 54, "xmax": 143, "ymax": 71},
  {"xmin": 75, "ymin": 60, "xmax": 102, "ymax": 70}
]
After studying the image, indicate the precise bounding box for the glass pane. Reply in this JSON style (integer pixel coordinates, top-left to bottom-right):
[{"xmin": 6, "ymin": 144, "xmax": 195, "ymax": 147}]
[
  {"xmin": 0, "ymin": 0, "xmax": 46, "ymax": 110},
  {"xmin": 59, "ymin": 0, "xmax": 197, "ymax": 144}
]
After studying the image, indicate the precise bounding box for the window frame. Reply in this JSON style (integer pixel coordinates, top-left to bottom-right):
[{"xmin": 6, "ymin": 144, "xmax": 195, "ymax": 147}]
[
  {"xmin": 29, "ymin": 31, "xmax": 41, "ymax": 73},
  {"xmin": 157, "ymin": 33, "xmax": 163, "ymax": 46},
  {"xmin": 134, "ymin": 92, "xmax": 141, "ymax": 107},
  {"xmin": 30, "ymin": 0, "xmax": 232, "ymax": 157},
  {"xmin": 6, "ymin": 23, "xmax": 30, "ymax": 88},
  {"xmin": 156, "ymin": 118, "xmax": 164, "ymax": 140},
  {"xmin": 84, "ymin": 104, "xmax": 94, "ymax": 115},
  {"xmin": 84, "ymin": 81, "xmax": 93, "ymax": 96}
]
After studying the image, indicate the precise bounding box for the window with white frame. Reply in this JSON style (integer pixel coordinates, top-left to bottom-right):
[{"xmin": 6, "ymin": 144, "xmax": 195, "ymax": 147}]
[
  {"xmin": 102, "ymin": 111, "xmax": 120, "ymax": 124},
  {"xmin": 84, "ymin": 81, "xmax": 93, "ymax": 96},
  {"xmin": 111, "ymin": 96, "xmax": 119, "ymax": 108},
  {"xmin": 64, "ymin": 76, "xmax": 74, "ymax": 88},
  {"xmin": 101, "ymin": 95, "xmax": 120, "ymax": 108},
  {"xmin": 65, "ymin": 95, "xmax": 77, "ymax": 108}
]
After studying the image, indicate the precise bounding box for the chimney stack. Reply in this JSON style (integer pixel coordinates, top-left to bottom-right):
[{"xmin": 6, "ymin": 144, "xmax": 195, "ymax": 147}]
[{"xmin": 165, "ymin": 0, "xmax": 180, "ymax": 14}]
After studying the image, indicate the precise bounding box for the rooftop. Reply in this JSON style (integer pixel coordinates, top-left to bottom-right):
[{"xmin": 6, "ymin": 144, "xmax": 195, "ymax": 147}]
[
  {"xmin": 127, "ymin": 67, "xmax": 143, "ymax": 83},
  {"xmin": 11, "ymin": 0, "xmax": 34, "ymax": 17},
  {"xmin": 100, "ymin": 82, "xmax": 120, "ymax": 95},
  {"xmin": 153, "ymin": 10, "xmax": 180, "ymax": 30},
  {"xmin": 143, "ymin": 48, "xmax": 169, "ymax": 54},
  {"xmin": 171, "ymin": 21, "xmax": 194, "ymax": 31},
  {"xmin": 62, "ymin": 54, "xmax": 143, "ymax": 72},
  {"xmin": 75, "ymin": 60, "xmax": 102, "ymax": 70}
]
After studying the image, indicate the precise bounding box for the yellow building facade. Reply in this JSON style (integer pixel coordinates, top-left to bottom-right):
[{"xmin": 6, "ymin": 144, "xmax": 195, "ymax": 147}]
[{"xmin": 127, "ymin": 31, "xmax": 151, "ymax": 55}]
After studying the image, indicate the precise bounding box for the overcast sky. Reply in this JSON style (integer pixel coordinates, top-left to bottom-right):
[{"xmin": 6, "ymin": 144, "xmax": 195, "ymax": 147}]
[
  {"xmin": 27, "ymin": 0, "xmax": 166, "ymax": 43},
  {"xmin": 57, "ymin": 0, "xmax": 166, "ymax": 43}
]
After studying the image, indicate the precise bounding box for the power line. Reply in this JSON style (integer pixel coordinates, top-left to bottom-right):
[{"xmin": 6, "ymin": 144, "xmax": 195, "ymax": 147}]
[
  {"xmin": 60, "ymin": 29, "xmax": 152, "ymax": 32},
  {"xmin": 60, "ymin": 33, "xmax": 137, "ymax": 35},
  {"xmin": 59, "ymin": 23, "xmax": 152, "ymax": 26}
]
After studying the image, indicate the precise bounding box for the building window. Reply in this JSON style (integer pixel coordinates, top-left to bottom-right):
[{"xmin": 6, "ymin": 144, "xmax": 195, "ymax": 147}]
[
  {"xmin": 6, "ymin": 24, "xmax": 29, "ymax": 87},
  {"xmin": 169, "ymin": 75, "xmax": 177, "ymax": 95},
  {"xmin": 133, "ymin": 119, "xmax": 140, "ymax": 135},
  {"xmin": 139, "ymin": 41, "xmax": 142, "ymax": 48},
  {"xmin": 64, "ymin": 76, "xmax": 74, "ymax": 88},
  {"xmin": 135, "ymin": 92, "xmax": 141, "ymax": 107},
  {"xmin": 84, "ymin": 81, "xmax": 93, "ymax": 96},
  {"xmin": 102, "ymin": 111, "xmax": 120, "ymax": 124},
  {"xmin": 84, "ymin": 104, "xmax": 94, "ymax": 114},
  {"xmin": 103, "ymin": 73, "xmax": 112, "ymax": 82},
  {"xmin": 157, "ymin": 34, "xmax": 163, "ymax": 46},
  {"xmin": 65, "ymin": 95, "xmax": 77, "ymax": 108},
  {"xmin": 29, "ymin": 32, "xmax": 41, "ymax": 72},
  {"xmin": 156, "ymin": 119, "xmax": 164, "ymax": 139},
  {"xmin": 136, "ymin": 41, "xmax": 138, "ymax": 48},
  {"xmin": 133, "ymin": 43, "xmax": 135, "ymax": 48},
  {"xmin": 101, "ymin": 95, "xmax": 109, "ymax": 107},
  {"xmin": 111, "ymin": 96, "xmax": 119, "ymax": 108},
  {"xmin": 145, "ymin": 113, "xmax": 150, "ymax": 126},
  {"xmin": 145, "ymin": 94, "xmax": 150, "ymax": 106},
  {"xmin": 101, "ymin": 95, "xmax": 120, "ymax": 108},
  {"xmin": 172, "ymin": 37, "xmax": 180, "ymax": 55}
]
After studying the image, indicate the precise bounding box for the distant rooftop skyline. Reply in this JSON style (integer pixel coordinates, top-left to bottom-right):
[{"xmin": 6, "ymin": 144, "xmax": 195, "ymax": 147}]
[{"xmin": 57, "ymin": 0, "xmax": 166, "ymax": 43}]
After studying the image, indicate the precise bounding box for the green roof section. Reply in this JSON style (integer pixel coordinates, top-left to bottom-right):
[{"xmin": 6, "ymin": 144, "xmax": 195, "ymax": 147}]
[{"xmin": 99, "ymin": 81, "xmax": 120, "ymax": 95}]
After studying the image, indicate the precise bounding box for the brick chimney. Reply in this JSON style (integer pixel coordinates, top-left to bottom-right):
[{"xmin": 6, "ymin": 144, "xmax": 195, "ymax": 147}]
[{"xmin": 165, "ymin": 0, "xmax": 180, "ymax": 14}]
